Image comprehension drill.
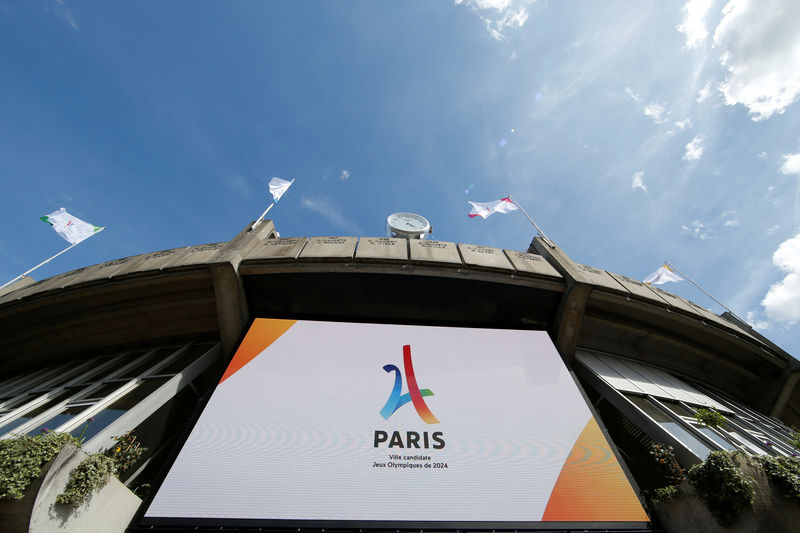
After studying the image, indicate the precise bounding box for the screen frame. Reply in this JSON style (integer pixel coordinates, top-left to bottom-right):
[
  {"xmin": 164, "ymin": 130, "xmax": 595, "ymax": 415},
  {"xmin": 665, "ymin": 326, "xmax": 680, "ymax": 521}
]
[{"xmin": 134, "ymin": 315, "xmax": 649, "ymax": 532}]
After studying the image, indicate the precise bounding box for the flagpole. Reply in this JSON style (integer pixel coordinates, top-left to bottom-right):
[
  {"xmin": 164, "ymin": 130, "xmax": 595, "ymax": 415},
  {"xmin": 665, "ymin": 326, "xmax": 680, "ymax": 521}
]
[
  {"xmin": 507, "ymin": 194, "xmax": 555, "ymax": 248},
  {"xmin": 1, "ymin": 227, "xmax": 106, "ymax": 289},
  {"xmin": 664, "ymin": 261, "xmax": 745, "ymax": 322},
  {"xmin": 250, "ymin": 202, "xmax": 275, "ymax": 230},
  {"xmin": 251, "ymin": 178, "xmax": 294, "ymax": 231}
]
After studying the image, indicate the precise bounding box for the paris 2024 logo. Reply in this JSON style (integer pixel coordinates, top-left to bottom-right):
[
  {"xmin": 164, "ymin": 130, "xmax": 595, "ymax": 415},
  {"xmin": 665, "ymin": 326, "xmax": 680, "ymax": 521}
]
[{"xmin": 374, "ymin": 345, "xmax": 444, "ymax": 449}]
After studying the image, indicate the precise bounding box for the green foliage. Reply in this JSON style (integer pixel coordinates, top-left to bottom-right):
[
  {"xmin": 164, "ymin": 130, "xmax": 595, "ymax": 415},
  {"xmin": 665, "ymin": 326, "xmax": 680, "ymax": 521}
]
[
  {"xmin": 105, "ymin": 432, "xmax": 147, "ymax": 475},
  {"xmin": 55, "ymin": 454, "xmax": 116, "ymax": 507},
  {"xmin": 652, "ymin": 484, "xmax": 679, "ymax": 502},
  {"xmin": 789, "ymin": 427, "xmax": 800, "ymax": 451},
  {"xmin": 0, "ymin": 433, "xmax": 77, "ymax": 500},
  {"xmin": 694, "ymin": 408, "xmax": 727, "ymax": 430},
  {"xmin": 688, "ymin": 451, "xmax": 754, "ymax": 527},
  {"xmin": 759, "ymin": 455, "xmax": 800, "ymax": 501},
  {"xmin": 649, "ymin": 443, "xmax": 686, "ymax": 485}
]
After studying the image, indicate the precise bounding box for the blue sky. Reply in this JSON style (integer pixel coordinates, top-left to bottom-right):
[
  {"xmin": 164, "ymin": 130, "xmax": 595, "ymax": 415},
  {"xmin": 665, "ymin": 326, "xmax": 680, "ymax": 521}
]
[{"xmin": 1, "ymin": 0, "xmax": 799, "ymax": 356}]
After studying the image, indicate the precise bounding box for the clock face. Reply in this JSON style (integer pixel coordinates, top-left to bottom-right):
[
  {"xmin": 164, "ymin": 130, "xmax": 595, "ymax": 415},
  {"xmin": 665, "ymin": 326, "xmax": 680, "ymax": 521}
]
[{"xmin": 388, "ymin": 213, "xmax": 429, "ymax": 233}]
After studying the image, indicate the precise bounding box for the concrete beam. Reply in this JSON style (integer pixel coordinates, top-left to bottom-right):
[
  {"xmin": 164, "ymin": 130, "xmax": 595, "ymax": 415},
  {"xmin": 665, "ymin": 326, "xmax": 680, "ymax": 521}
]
[
  {"xmin": 211, "ymin": 220, "xmax": 275, "ymax": 357},
  {"xmin": 771, "ymin": 362, "xmax": 800, "ymax": 418},
  {"xmin": 530, "ymin": 236, "xmax": 594, "ymax": 365}
]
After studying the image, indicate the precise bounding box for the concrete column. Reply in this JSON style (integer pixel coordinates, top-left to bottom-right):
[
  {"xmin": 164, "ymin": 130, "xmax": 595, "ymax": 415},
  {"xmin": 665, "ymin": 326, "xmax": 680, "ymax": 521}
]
[
  {"xmin": 771, "ymin": 363, "xmax": 800, "ymax": 418},
  {"xmin": 529, "ymin": 236, "xmax": 594, "ymax": 366},
  {"xmin": 211, "ymin": 220, "xmax": 275, "ymax": 357}
]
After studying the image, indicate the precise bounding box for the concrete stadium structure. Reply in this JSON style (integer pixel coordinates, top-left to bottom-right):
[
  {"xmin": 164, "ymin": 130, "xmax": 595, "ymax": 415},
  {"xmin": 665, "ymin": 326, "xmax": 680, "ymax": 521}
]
[{"xmin": 0, "ymin": 219, "xmax": 798, "ymax": 532}]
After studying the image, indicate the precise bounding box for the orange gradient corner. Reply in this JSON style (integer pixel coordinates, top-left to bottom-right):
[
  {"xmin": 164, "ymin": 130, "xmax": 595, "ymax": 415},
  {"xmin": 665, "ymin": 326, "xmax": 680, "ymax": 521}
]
[
  {"xmin": 542, "ymin": 417, "xmax": 649, "ymax": 522},
  {"xmin": 219, "ymin": 318, "xmax": 297, "ymax": 384}
]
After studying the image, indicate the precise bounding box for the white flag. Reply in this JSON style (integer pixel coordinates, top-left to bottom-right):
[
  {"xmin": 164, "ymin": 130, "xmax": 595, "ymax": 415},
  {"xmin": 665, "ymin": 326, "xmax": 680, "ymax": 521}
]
[
  {"xmin": 643, "ymin": 264, "xmax": 684, "ymax": 285},
  {"xmin": 468, "ymin": 197, "xmax": 519, "ymax": 219},
  {"xmin": 268, "ymin": 177, "xmax": 293, "ymax": 202},
  {"xmin": 40, "ymin": 208, "xmax": 103, "ymax": 245}
]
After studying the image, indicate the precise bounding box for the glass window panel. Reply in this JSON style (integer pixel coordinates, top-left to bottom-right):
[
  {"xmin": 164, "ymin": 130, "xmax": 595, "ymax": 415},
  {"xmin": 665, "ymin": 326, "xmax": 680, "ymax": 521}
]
[
  {"xmin": 28, "ymin": 404, "xmax": 93, "ymax": 436},
  {"xmin": 691, "ymin": 423, "xmax": 735, "ymax": 451},
  {"xmin": 725, "ymin": 427, "xmax": 773, "ymax": 455},
  {"xmin": 75, "ymin": 381, "xmax": 130, "ymax": 401},
  {"xmin": 659, "ymin": 400, "xmax": 696, "ymax": 417},
  {"xmin": 112, "ymin": 352, "xmax": 161, "ymax": 380},
  {"xmin": 155, "ymin": 345, "xmax": 208, "ymax": 375},
  {"xmin": 77, "ymin": 378, "xmax": 169, "ymax": 442},
  {"xmin": 626, "ymin": 394, "xmax": 713, "ymax": 460},
  {"xmin": 577, "ymin": 352, "xmax": 647, "ymax": 393},
  {"xmin": 0, "ymin": 390, "xmax": 73, "ymax": 436}
]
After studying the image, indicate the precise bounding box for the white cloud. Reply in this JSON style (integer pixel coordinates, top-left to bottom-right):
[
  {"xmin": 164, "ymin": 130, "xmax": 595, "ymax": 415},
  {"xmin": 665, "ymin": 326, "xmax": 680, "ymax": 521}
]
[
  {"xmin": 632, "ymin": 170, "xmax": 647, "ymax": 191},
  {"xmin": 684, "ymin": 135, "xmax": 704, "ymax": 161},
  {"xmin": 643, "ymin": 103, "xmax": 669, "ymax": 124},
  {"xmin": 677, "ymin": 0, "xmax": 713, "ymax": 49},
  {"xmin": 339, "ymin": 169, "xmax": 350, "ymax": 181},
  {"xmin": 721, "ymin": 209, "xmax": 736, "ymax": 218},
  {"xmin": 713, "ymin": 0, "xmax": 800, "ymax": 121},
  {"xmin": 762, "ymin": 232, "xmax": 800, "ymax": 323},
  {"xmin": 455, "ymin": 0, "xmax": 533, "ymax": 41},
  {"xmin": 626, "ymin": 87, "xmax": 671, "ymax": 124},
  {"xmin": 696, "ymin": 81, "xmax": 713, "ymax": 103},
  {"xmin": 300, "ymin": 196, "xmax": 362, "ymax": 234},
  {"xmin": 767, "ymin": 224, "xmax": 780, "ymax": 235},
  {"xmin": 675, "ymin": 118, "xmax": 693, "ymax": 130},
  {"xmin": 758, "ymin": 150, "xmax": 768, "ymax": 158},
  {"xmin": 746, "ymin": 311, "xmax": 770, "ymax": 331},
  {"xmin": 780, "ymin": 152, "xmax": 800, "ymax": 175},
  {"xmin": 681, "ymin": 220, "xmax": 711, "ymax": 240},
  {"xmin": 724, "ymin": 220, "xmax": 740, "ymax": 227},
  {"xmin": 54, "ymin": 0, "xmax": 78, "ymax": 30}
]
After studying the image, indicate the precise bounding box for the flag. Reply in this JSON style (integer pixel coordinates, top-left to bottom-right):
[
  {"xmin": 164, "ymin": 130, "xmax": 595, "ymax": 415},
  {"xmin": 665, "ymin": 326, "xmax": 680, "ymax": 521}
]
[
  {"xmin": 40, "ymin": 208, "xmax": 103, "ymax": 245},
  {"xmin": 643, "ymin": 264, "xmax": 684, "ymax": 285},
  {"xmin": 268, "ymin": 177, "xmax": 293, "ymax": 202},
  {"xmin": 468, "ymin": 197, "xmax": 519, "ymax": 219}
]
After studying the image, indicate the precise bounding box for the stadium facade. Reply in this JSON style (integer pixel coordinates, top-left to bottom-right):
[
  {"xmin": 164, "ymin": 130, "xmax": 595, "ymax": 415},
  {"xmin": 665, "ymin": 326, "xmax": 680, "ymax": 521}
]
[{"xmin": 0, "ymin": 219, "xmax": 798, "ymax": 532}]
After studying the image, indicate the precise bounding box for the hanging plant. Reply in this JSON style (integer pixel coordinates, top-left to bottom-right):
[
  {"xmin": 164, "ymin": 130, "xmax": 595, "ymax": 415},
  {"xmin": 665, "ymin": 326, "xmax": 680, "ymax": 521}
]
[
  {"xmin": 694, "ymin": 407, "xmax": 726, "ymax": 429},
  {"xmin": 687, "ymin": 451, "xmax": 753, "ymax": 527},
  {"xmin": 0, "ymin": 433, "xmax": 78, "ymax": 500}
]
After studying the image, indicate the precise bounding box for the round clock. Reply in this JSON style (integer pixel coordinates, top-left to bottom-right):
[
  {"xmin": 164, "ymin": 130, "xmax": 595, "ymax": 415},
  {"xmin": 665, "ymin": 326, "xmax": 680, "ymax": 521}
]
[{"xmin": 386, "ymin": 212, "xmax": 432, "ymax": 239}]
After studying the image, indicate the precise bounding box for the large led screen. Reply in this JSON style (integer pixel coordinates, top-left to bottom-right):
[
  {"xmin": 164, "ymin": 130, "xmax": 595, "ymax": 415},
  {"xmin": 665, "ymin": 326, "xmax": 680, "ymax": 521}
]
[{"xmin": 143, "ymin": 319, "xmax": 648, "ymax": 527}]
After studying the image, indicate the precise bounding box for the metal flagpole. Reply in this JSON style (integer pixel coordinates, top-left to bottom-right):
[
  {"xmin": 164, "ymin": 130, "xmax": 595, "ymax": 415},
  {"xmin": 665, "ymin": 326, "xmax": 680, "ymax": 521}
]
[
  {"xmin": 251, "ymin": 178, "xmax": 294, "ymax": 231},
  {"xmin": 1, "ymin": 227, "xmax": 106, "ymax": 289},
  {"xmin": 507, "ymin": 194, "xmax": 555, "ymax": 248},
  {"xmin": 664, "ymin": 260, "xmax": 745, "ymax": 323},
  {"xmin": 250, "ymin": 202, "xmax": 275, "ymax": 231}
]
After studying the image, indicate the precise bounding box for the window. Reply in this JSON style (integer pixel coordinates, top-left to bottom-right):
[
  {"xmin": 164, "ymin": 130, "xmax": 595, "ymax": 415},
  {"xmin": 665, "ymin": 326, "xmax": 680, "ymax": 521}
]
[{"xmin": 577, "ymin": 349, "xmax": 800, "ymax": 462}]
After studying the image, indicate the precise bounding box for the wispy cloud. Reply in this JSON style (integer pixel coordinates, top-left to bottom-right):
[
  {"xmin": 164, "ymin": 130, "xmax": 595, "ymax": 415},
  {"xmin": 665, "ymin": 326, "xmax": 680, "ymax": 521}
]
[
  {"xmin": 758, "ymin": 150, "xmax": 768, "ymax": 159},
  {"xmin": 681, "ymin": 219, "xmax": 711, "ymax": 240},
  {"xmin": 53, "ymin": 0, "xmax": 78, "ymax": 30},
  {"xmin": 746, "ymin": 311, "xmax": 770, "ymax": 331},
  {"xmin": 713, "ymin": 0, "xmax": 800, "ymax": 121},
  {"xmin": 667, "ymin": 118, "xmax": 692, "ymax": 136},
  {"xmin": 631, "ymin": 170, "xmax": 647, "ymax": 192},
  {"xmin": 696, "ymin": 81, "xmax": 713, "ymax": 103},
  {"xmin": 719, "ymin": 210, "xmax": 740, "ymax": 227},
  {"xmin": 676, "ymin": 0, "xmax": 713, "ymax": 49},
  {"xmin": 683, "ymin": 135, "xmax": 704, "ymax": 161},
  {"xmin": 767, "ymin": 225, "xmax": 780, "ymax": 236},
  {"xmin": 626, "ymin": 86, "xmax": 671, "ymax": 124},
  {"xmin": 339, "ymin": 169, "xmax": 350, "ymax": 181},
  {"xmin": 455, "ymin": 0, "xmax": 533, "ymax": 41},
  {"xmin": 300, "ymin": 196, "xmax": 362, "ymax": 234},
  {"xmin": 762, "ymin": 232, "xmax": 800, "ymax": 323}
]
